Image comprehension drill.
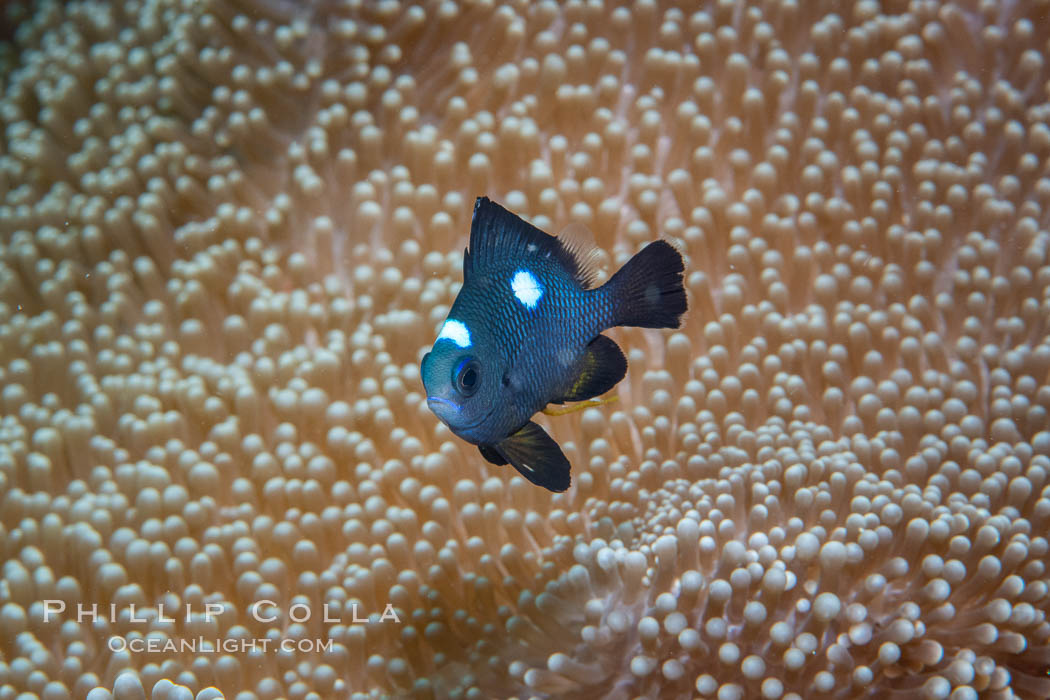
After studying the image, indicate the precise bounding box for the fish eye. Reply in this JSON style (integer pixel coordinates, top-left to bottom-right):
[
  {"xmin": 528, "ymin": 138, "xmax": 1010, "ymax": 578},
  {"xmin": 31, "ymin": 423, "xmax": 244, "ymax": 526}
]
[{"xmin": 453, "ymin": 357, "xmax": 480, "ymax": 396}]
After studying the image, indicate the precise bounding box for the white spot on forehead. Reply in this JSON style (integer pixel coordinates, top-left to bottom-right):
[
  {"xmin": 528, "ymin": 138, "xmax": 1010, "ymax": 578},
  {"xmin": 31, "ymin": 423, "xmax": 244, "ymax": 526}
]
[
  {"xmin": 511, "ymin": 269, "xmax": 543, "ymax": 309},
  {"xmin": 527, "ymin": 243, "xmax": 538, "ymax": 253},
  {"xmin": 437, "ymin": 319, "xmax": 472, "ymax": 348}
]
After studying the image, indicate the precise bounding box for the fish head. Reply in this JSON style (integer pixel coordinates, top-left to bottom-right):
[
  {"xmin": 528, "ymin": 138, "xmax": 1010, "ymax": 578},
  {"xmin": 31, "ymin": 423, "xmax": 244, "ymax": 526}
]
[{"xmin": 421, "ymin": 318, "xmax": 501, "ymax": 441}]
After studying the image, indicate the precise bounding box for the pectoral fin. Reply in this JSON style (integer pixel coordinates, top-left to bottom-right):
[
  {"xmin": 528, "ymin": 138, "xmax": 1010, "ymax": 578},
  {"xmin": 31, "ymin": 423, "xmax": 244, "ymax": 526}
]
[
  {"xmin": 478, "ymin": 443, "xmax": 508, "ymax": 466},
  {"xmin": 543, "ymin": 394, "xmax": 619, "ymax": 416},
  {"xmin": 494, "ymin": 421, "xmax": 571, "ymax": 492},
  {"xmin": 554, "ymin": 334, "xmax": 627, "ymax": 403}
]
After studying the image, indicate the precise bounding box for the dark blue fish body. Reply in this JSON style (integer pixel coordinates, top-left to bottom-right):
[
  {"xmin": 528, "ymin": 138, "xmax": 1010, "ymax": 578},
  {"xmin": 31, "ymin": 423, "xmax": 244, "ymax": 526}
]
[{"xmin": 421, "ymin": 197, "xmax": 687, "ymax": 492}]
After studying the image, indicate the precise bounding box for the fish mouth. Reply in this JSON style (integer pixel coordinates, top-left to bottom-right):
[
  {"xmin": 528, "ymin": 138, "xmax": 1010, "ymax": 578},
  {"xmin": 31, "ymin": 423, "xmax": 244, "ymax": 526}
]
[
  {"xmin": 426, "ymin": 396, "xmax": 493, "ymax": 433},
  {"xmin": 426, "ymin": 396, "xmax": 461, "ymax": 414}
]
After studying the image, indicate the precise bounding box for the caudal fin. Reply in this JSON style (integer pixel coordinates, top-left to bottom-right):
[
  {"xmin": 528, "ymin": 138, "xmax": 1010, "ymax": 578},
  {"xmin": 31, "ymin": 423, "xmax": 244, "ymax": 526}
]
[{"xmin": 605, "ymin": 240, "xmax": 687, "ymax": 328}]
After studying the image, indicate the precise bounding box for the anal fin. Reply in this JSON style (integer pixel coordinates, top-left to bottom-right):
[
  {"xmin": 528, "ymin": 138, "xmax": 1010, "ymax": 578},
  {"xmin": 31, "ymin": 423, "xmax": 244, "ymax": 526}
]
[
  {"xmin": 494, "ymin": 421, "xmax": 571, "ymax": 492},
  {"xmin": 554, "ymin": 334, "xmax": 627, "ymax": 403}
]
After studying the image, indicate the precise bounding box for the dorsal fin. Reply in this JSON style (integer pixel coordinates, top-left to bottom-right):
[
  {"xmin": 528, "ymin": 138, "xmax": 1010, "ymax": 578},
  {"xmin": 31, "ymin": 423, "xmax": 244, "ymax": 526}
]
[
  {"xmin": 557, "ymin": 221, "xmax": 606, "ymax": 289},
  {"xmin": 465, "ymin": 197, "xmax": 596, "ymax": 288}
]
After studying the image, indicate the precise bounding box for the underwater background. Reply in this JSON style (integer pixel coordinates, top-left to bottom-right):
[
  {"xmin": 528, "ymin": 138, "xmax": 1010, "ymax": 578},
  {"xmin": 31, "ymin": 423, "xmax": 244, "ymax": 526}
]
[{"xmin": 1, "ymin": 0, "xmax": 1050, "ymax": 698}]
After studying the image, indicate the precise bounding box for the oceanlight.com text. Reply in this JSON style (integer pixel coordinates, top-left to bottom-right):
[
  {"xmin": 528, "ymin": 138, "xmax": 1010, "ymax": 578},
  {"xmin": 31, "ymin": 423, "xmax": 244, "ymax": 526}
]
[{"xmin": 107, "ymin": 636, "xmax": 335, "ymax": 654}]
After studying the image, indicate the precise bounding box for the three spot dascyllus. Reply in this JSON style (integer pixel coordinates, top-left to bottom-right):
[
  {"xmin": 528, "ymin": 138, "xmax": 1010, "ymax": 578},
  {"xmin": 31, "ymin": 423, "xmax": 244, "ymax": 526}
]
[{"xmin": 421, "ymin": 197, "xmax": 687, "ymax": 492}]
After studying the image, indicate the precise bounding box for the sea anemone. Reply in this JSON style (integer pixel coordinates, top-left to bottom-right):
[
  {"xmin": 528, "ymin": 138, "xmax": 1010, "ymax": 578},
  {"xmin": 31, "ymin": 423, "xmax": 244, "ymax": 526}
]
[{"xmin": 2, "ymin": 0, "xmax": 1050, "ymax": 698}]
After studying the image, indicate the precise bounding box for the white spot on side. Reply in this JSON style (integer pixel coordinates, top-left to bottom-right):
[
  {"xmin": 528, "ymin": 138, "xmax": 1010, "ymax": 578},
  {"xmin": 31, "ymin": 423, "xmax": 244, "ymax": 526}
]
[
  {"xmin": 527, "ymin": 243, "xmax": 538, "ymax": 253},
  {"xmin": 511, "ymin": 269, "xmax": 543, "ymax": 309},
  {"xmin": 437, "ymin": 319, "xmax": 472, "ymax": 348}
]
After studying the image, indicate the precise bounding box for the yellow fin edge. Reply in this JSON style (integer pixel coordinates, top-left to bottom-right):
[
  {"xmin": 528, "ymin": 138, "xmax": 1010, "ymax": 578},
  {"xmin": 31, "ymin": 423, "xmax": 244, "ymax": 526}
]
[{"xmin": 542, "ymin": 394, "xmax": 619, "ymax": 416}]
